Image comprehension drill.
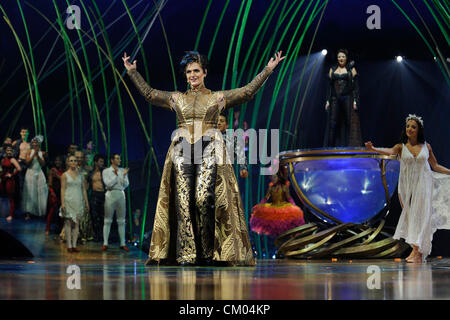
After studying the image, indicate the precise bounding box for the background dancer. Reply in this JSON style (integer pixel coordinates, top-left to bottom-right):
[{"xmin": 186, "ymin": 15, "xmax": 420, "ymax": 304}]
[
  {"xmin": 88, "ymin": 154, "xmax": 106, "ymax": 242},
  {"xmin": 1, "ymin": 144, "xmax": 21, "ymax": 222},
  {"xmin": 324, "ymin": 49, "xmax": 362, "ymax": 147},
  {"xmin": 22, "ymin": 136, "xmax": 48, "ymax": 220},
  {"xmin": 102, "ymin": 153, "xmax": 129, "ymax": 251},
  {"xmin": 59, "ymin": 155, "xmax": 89, "ymax": 253},
  {"xmin": 46, "ymin": 155, "xmax": 64, "ymax": 235},
  {"xmin": 250, "ymin": 168, "xmax": 304, "ymax": 237},
  {"xmin": 365, "ymin": 114, "xmax": 450, "ymax": 263}
]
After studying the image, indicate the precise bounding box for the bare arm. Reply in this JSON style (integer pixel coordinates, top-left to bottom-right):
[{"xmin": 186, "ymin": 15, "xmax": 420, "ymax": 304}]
[
  {"xmin": 25, "ymin": 150, "xmax": 33, "ymax": 164},
  {"xmin": 60, "ymin": 174, "xmax": 66, "ymax": 211},
  {"xmin": 365, "ymin": 142, "xmax": 402, "ymax": 156},
  {"xmin": 10, "ymin": 158, "xmax": 21, "ymax": 173},
  {"xmin": 261, "ymin": 187, "xmax": 272, "ymax": 203},
  {"xmin": 352, "ymin": 67, "xmax": 359, "ymax": 110},
  {"xmin": 36, "ymin": 151, "xmax": 46, "ymax": 167},
  {"xmin": 325, "ymin": 68, "xmax": 332, "ymax": 109},
  {"xmin": 427, "ymin": 143, "xmax": 450, "ymax": 174},
  {"xmin": 82, "ymin": 178, "xmax": 89, "ymax": 211},
  {"xmin": 48, "ymin": 169, "xmax": 54, "ymax": 187}
]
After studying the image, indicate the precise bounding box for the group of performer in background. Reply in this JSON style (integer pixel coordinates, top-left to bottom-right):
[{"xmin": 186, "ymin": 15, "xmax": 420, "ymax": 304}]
[{"xmin": 0, "ymin": 132, "xmax": 131, "ymax": 253}]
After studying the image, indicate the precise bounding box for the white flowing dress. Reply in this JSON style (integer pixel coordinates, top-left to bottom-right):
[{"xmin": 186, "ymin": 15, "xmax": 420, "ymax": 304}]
[
  {"xmin": 59, "ymin": 172, "xmax": 84, "ymax": 223},
  {"xmin": 393, "ymin": 143, "xmax": 450, "ymax": 260},
  {"xmin": 22, "ymin": 150, "xmax": 48, "ymax": 216}
]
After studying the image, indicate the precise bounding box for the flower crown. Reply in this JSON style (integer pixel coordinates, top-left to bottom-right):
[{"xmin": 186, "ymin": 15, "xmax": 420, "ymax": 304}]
[{"xmin": 406, "ymin": 114, "xmax": 424, "ymax": 128}]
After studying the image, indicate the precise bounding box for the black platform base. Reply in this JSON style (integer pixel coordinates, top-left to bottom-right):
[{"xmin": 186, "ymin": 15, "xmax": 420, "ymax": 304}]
[{"xmin": 0, "ymin": 229, "xmax": 33, "ymax": 260}]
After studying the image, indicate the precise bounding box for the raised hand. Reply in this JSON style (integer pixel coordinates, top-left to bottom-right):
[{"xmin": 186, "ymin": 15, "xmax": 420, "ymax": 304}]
[
  {"xmin": 365, "ymin": 141, "xmax": 374, "ymax": 150},
  {"xmin": 122, "ymin": 52, "xmax": 137, "ymax": 71},
  {"xmin": 267, "ymin": 51, "xmax": 286, "ymax": 71}
]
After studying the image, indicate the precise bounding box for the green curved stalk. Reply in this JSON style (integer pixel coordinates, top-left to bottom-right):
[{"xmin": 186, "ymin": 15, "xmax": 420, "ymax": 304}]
[
  {"xmin": 424, "ymin": 0, "xmax": 449, "ymax": 42},
  {"xmin": 79, "ymin": 0, "xmax": 110, "ymax": 152},
  {"xmin": 63, "ymin": 0, "xmax": 101, "ymax": 150},
  {"xmin": 390, "ymin": 0, "xmax": 449, "ymax": 85},
  {"xmin": 0, "ymin": 13, "xmax": 37, "ymax": 135},
  {"xmin": 15, "ymin": 1, "xmax": 49, "ymax": 150},
  {"xmin": 194, "ymin": 0, "xmax": 213, "ymax": 51},
  {"xmin": 48, "ymin": 5, "xmax": 152, "ymax": 136},
  {"xmin": 222, "ymin": 0, "xmax": 247, "ymax": 91},
  {"xmin": 285, "ymin": 1, "xmax": 329, "ymax": 150},
  {"xmin": 231, "ymin": 0, "xmax": 253, "ymax": 89},
  {"xmin": 207, "ymin": 0, "xmax": 230, "ymax": 60}
]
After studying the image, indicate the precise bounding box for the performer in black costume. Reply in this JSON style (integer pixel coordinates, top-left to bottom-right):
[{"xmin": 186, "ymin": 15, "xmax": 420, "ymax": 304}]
[{"xmin": 324, "ymin": 49, "xmax": 362, "ymax": 147}]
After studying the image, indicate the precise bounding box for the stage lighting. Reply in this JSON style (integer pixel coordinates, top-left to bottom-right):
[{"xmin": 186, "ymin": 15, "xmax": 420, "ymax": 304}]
[
  {"xmin": 321, "ymin": 49, "xmax": 327, "ymax": 56},
  {"xmin": 396, "ymin": 56, "xmax": 403, "ymax": 62}
]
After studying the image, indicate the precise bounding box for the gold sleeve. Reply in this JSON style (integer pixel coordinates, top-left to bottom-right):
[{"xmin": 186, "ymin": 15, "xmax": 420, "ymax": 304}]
[
  {"xmin": 127, "ymin": 69, "xmax": 174, "ymax": 110},
  {"xmin": 222, "ymin": 66, "xmax": 273, "ymax": 109}
]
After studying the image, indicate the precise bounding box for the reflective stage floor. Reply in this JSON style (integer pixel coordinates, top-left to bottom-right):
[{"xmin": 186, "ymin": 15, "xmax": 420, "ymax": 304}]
[{"xmin": 0, "ymin": 218, "xmax": 449, "ymax": 300}]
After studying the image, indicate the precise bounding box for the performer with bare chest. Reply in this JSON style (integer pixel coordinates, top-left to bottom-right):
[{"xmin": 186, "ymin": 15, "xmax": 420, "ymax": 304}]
[
  {"xmin": 12, "ymin": 127, "xmax": 30, "ymax": 207},
  {"xmin": 89, "ymin": 154, "xmax": 106, "ymax": 242}
]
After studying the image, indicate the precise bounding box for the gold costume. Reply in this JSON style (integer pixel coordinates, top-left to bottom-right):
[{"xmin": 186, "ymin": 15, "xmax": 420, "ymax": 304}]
[{"xmin": 127, "ymin": 66, "xmax": 273, "ymax": 266}]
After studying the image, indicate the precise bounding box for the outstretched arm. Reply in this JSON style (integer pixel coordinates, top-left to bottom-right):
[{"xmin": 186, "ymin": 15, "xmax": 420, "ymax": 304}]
[
  {"xmin": 222, "ymin": 51, "xmax": 285, "ymax": 109},
  {"xmin": 260, "ymin": 187, "xmax": 272, "ymax": 204},
  {"xmin": 365, "ymin": 141, "xmax": 402, "ymax": 156},
  {"xmin": 427, "ymin": 143, "xmax": 450, "ymax": 174},
  {"xmin": 123, "ymin": 52, "xmax": 175, "ymax": 110}
]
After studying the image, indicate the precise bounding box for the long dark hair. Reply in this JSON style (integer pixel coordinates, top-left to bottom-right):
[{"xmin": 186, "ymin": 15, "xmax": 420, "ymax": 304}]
[
  {"xmin": 400, "ymin": 118, "xmax": 425, "ymax": 144},
  {"xmin": 179, "ymin": 51, "xmax": 208, "ymax": 74}
]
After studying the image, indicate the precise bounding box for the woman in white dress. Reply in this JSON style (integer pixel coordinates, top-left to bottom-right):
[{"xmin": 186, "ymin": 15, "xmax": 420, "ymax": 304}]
[
  {"xmin": 365, "ymin": 114, "xmax": 450, "ymax": 263},
  {"xmin": 22, "ymin": 136, "xmax": 48, "ymax": 220},
  {"xmin": 59, "ymin": 155, "xmax": 89, "ymax": 253}
]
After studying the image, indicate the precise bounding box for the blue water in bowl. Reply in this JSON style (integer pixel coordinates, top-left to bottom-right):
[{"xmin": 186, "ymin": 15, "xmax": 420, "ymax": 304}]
[{"xmin": 292, "ymin": 158, "xmax": 399, "ymax": 224}]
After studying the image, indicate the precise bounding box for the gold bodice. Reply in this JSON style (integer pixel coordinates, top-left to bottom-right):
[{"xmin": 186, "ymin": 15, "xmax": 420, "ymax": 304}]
[{"xmin": 127, "ymin": 67, "xmax": 273, "ymax": 143}]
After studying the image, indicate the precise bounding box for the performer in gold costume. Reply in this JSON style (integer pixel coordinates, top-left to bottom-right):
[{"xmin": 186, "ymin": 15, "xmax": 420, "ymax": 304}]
[{"xmin": 123, "ymin": 50, "xmax": 285, "ymax": 266}]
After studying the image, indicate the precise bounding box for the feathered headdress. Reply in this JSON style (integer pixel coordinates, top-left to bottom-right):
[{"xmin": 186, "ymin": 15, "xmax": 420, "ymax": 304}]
[{"xmin": 31, "ymin": 135, "xmax": 44, "ymax": 144}]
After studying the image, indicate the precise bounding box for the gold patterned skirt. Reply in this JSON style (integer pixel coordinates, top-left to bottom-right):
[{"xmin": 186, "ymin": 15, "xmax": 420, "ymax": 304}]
[{"xmin": 145, "ymin": 135, "xmax": 255, "ymax": 266}]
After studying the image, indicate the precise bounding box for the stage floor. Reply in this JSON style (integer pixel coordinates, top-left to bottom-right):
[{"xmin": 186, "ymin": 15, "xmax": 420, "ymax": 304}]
[{"xmin": 0, "ymin": 218, "xmax": 449, "ymax": 300}]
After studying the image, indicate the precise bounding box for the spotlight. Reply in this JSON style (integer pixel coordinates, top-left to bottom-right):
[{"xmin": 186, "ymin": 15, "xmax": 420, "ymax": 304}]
[
  {"xmin": 321, "ymin": 49, "xmax": 328, "ymax": 56},
  {"xmin": 396, "ymin": 56, "xmax": 403, "ymax": 63}
]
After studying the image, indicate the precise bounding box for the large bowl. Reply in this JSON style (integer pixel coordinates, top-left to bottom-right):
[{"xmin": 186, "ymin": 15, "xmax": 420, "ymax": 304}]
[{"xmin": 279, "ymin": 148, "xmax": 400, "ymax": 224}]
